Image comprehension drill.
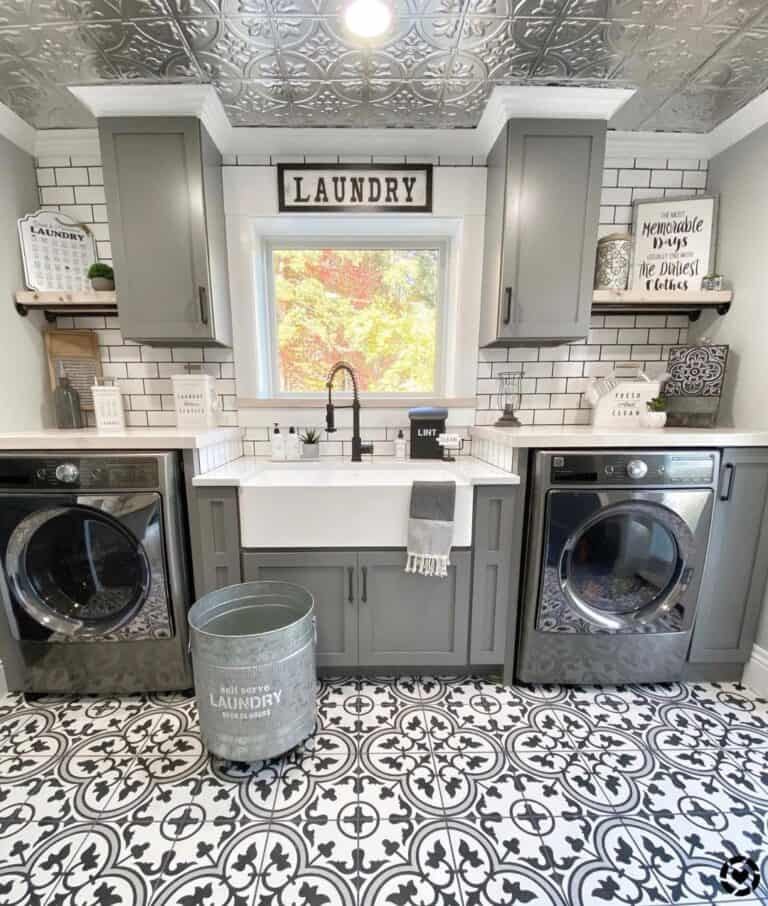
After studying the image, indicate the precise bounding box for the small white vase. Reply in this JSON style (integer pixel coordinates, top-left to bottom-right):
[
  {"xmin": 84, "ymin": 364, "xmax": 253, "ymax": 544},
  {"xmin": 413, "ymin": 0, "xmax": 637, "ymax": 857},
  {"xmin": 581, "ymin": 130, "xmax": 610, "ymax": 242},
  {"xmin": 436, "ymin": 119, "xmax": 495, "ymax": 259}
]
[{"xmin": 641, "ymin": 411, "xmax": 667, "ymax": 428}]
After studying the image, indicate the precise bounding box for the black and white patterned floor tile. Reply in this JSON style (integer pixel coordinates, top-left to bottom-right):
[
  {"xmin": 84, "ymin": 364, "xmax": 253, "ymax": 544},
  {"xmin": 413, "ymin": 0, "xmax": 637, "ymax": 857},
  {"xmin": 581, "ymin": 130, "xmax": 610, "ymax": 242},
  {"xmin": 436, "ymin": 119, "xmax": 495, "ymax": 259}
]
[{"xmin": 2, "ymin": 678, "xmax": 768, "ymax": 905}]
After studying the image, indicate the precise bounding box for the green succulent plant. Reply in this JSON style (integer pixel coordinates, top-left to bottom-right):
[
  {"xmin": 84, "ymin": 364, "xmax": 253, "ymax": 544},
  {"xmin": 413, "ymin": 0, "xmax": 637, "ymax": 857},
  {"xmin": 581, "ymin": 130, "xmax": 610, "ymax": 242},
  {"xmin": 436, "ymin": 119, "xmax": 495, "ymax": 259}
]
[
  {"xmin": 646, "ymin": 396, "xmax": 668, "ymax": 412},
  {"xmin": 300, "ymin": 427, "xmax": 321, "ymax": 444},
  {"xmin": 87, "ymin": 262, "xmax": 114, "ymax": 280}
]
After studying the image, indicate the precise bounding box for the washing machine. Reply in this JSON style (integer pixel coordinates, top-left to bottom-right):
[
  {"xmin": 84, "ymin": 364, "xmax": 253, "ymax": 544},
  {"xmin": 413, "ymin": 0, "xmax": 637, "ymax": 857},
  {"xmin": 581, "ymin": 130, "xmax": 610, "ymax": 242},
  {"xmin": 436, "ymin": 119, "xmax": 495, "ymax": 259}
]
[
  {"xmin": 517, "ymin": 449, "xmax": 719, "ymax": 685},
  {"xmin": 0, "ymin": 452, "xmax": 193, "ymax": 693}
]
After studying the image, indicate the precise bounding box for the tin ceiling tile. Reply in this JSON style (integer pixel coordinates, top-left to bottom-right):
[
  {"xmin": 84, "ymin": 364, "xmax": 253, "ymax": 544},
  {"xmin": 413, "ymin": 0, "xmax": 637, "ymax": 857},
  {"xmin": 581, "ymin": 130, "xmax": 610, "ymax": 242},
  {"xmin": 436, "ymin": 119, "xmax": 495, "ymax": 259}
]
[
  {"xmin": 0, "ymin": 0, "xmax": 768, "ymax": 129},
  {"xmin": 0, "ymin": 80, "xmax": 96, "ymax": 126},
  {"xmin": 83, "ymin": 18, "xmax": 201, "ymax": 79}
]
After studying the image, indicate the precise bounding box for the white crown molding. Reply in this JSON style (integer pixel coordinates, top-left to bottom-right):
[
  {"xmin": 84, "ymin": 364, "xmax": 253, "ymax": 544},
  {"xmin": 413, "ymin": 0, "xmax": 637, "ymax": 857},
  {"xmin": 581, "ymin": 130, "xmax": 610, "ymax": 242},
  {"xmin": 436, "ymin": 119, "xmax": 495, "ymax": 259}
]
[
  {"xmin": 0, "ymin": 100, "xmax": 35, "ymax": 155},
  {"xmin": 68, "ymin": 84, "xmax": 230, "ymax": 152},
  {"xmin": 19, "ymin": 83, "xmax": 768, "ymax": 164},
  {"xmin": 708, "ymin": 87, "xmax": 768, "ymax": 158}
]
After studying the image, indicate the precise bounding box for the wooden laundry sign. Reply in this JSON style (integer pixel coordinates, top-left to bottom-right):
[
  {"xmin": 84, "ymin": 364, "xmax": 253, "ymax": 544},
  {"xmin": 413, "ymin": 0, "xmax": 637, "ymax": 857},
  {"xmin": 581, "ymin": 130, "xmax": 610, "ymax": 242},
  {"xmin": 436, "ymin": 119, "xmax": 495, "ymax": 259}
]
[{"xmin": 277, "ymin": 163, "xmax": 433, "ymax": 213}]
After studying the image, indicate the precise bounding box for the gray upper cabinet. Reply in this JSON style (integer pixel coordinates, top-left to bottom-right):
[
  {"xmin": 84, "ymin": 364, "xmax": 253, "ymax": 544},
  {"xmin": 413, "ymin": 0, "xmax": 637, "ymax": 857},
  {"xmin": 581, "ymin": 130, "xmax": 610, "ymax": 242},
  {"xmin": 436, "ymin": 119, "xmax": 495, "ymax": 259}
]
[
  {"xmin": 242, "ymin": 551, "xmax": 358, "ymax": 668},
  {"xmin": 689, "ymin": 449, "xmax": 768, "ymax": 664},
  {"xmin": 479, "ymin": 119, "xmax": 605, "ymax": 346},
  {"xmin": 357, "ymin": 550, "xmax": 471, "ymax": 667},
  {"xmin": 99, "ymin": 117, "xmax": 232, "ymax": 346}
]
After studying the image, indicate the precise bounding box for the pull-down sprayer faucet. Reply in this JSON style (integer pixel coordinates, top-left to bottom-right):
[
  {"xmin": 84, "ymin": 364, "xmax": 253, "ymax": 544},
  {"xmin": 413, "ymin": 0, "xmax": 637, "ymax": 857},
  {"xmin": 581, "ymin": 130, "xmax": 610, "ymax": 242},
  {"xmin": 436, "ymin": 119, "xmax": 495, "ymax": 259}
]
[{"xmin": 325, "ymin": 362, "xmax": 373, "ymax": 463}]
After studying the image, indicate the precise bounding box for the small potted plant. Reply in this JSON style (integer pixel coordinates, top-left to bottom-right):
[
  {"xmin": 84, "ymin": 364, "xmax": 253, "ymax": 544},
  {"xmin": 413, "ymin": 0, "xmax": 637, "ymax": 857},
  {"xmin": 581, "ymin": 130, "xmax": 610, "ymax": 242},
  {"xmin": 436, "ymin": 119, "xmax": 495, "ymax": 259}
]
[
  {"xmin": 88, "ymin": 262, "xmax": 114, "ymax": 291},
  {"xmin": 641, "ymin": 396, "xmax": 668, "ymax": 428},
  {"xmin": 300, "ymin": 427, "xmax": 321, "ymax": 459}
]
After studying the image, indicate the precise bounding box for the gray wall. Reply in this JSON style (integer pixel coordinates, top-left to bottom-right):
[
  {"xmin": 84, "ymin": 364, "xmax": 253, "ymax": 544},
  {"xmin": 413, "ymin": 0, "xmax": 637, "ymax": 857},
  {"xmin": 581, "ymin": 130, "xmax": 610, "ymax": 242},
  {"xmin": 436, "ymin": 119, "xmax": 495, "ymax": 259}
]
[
  {"xmin": 690, "ymin": 123, "xmax": 768, "ymax": 648},
  {"xmin": 0, "ymin": 134, "xmax": 51, "ymax": 430}
]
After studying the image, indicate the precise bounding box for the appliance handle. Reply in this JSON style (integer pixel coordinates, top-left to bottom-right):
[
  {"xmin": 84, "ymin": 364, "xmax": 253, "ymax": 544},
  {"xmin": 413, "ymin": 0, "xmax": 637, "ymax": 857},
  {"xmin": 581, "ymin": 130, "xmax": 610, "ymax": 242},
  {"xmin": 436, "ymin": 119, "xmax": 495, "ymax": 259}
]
[{"xmin": 719, "ymin": 463, "xmax": 735, "ymax": 501}]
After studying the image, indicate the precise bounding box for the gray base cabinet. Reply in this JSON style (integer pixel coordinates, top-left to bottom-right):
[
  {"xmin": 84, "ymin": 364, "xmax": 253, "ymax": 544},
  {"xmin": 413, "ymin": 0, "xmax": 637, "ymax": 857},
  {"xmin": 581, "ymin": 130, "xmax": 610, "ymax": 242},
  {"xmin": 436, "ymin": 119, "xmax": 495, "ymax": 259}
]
[
  {"xmin": 470, "ymin": 487, "xmax": 518, "ymax": 664},
  {"xmin": 689, "ymin": 449, "xmax": 768, "ymax": 664},
  {"xmin": 190, "ymin": 487, "xmax": 242, "ymax": 598},
  {"xmin": 242, "ymin": 552, "xmax": 357, "ymax": 668},
  {"xmin": 243, "ymin": 549, "xmax": 470, "ymax": 668},
  {"xmin": 358, "ymin": 551, "xmax": 471, "ymax": 667}
]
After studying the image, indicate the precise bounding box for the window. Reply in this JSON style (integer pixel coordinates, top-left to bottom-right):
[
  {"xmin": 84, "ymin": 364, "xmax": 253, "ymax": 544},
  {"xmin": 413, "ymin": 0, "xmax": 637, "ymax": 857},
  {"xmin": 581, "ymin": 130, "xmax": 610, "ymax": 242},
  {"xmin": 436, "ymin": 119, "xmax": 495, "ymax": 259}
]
[{"xmin": 264, "ymin": 241, "xmax": 445, "ymax": 395}]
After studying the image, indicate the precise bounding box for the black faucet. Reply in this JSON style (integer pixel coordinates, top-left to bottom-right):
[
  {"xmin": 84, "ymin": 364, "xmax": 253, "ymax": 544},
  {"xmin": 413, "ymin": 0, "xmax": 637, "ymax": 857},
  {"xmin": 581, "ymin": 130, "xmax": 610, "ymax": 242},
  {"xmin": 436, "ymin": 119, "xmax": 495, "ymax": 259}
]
[{"xmin": 325, "ymin": 361, "xmax": 373, "ymax": 463}]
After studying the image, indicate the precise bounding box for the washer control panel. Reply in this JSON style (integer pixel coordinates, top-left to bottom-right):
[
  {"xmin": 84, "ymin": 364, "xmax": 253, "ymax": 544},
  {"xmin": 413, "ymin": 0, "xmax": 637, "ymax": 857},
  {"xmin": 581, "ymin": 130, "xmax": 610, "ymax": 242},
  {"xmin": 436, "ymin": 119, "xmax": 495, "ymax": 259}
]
[
  {"xmin": 0, "ymin": 457, "xmax": 161, "ymax": 491},
  {"xmin": 550, "ymin": 451, "xmax": 717, "ymax": 486}
]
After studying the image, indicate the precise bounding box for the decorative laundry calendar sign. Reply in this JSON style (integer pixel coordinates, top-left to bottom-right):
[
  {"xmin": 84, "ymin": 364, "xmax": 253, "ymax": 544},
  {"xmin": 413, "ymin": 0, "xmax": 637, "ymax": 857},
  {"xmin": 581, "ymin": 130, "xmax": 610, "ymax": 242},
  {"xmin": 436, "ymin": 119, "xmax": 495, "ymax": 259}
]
[
  {"xmin": 277, "ymin": 163, "xmax": 433, "ymax": 213},
  {"xmin": 18, "ymin": 210, "xmax": 96, "ymax": 293},
  {"xmin": 630, "ymin": 195, "xmax": 718, "ymax": 292}
]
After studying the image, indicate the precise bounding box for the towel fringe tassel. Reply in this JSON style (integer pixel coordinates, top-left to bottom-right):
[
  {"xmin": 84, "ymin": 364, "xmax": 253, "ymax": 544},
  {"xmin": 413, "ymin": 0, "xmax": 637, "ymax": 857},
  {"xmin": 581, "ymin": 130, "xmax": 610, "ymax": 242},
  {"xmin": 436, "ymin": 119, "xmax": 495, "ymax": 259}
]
[{"xmin": 405, "ymin": 552, "xmax": 450, "ymax": 578}]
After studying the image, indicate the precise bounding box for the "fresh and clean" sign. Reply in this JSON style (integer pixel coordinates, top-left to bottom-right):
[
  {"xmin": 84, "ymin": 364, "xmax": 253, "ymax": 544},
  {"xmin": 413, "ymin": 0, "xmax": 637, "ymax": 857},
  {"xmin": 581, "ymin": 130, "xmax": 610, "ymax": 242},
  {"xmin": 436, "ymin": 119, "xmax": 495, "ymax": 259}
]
[{"xmin": 278, "ymin": 164, "xmax": 433, "ymax": 213}]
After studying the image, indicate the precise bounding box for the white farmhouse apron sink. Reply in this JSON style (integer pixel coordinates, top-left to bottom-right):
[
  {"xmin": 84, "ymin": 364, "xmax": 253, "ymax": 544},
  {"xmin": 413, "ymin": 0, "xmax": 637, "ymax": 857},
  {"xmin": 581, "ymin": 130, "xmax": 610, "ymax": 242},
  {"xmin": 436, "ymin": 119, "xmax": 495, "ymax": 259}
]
[{"xmin": 239, "ymin": 460, "xmax": 475, "ymax": 548}]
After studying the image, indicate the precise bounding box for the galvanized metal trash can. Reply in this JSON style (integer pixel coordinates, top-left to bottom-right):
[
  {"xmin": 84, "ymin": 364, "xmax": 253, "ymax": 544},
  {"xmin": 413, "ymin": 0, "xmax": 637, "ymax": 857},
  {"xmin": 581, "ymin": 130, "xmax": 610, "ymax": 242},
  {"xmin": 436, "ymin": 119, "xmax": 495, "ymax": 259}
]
[{"xmin": 188, "ymin": 581, "xmax": 316, "ymax": 762}]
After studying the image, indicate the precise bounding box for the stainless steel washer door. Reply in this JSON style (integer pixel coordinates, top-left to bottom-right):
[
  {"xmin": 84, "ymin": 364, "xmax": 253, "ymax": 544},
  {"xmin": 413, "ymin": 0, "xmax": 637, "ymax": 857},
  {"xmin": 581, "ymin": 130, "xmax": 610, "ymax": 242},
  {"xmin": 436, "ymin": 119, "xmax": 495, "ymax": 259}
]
[
  {"xmin": 5, "ymin": 498, "xmax": 155, "ymax": 637},
  {"xmin": 537, "ymin": 488, "xmax": 713, "ymax": 634},
  {"xmin": 559, "ymin": 501, "xmax": 689, "ymax": 630}
]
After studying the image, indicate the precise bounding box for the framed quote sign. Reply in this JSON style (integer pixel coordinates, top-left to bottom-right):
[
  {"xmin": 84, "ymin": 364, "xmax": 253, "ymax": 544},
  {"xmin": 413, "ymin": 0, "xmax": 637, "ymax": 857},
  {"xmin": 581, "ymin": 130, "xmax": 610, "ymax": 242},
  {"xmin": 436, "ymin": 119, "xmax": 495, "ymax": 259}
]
[
  {"xmin": 630, "ymin": 195, "xmax": 718, "ymax": 292},
  {"xmin": 277, "ymin": 163, "xmax": 433, "ymax": 213}
]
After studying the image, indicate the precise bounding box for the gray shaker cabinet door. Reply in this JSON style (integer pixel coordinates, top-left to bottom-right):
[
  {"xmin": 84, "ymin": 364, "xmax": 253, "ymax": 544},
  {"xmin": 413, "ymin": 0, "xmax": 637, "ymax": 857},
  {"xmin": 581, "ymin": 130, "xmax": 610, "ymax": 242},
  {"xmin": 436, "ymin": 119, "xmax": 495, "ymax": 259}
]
[
  {"xmin": 470, "ymin": 486, "xmax": 518, "ymax": 665},
  {"xmin": 480, "ymin": 120, "xmax": 604, "ymax": 345},
  {"xmin": 192, "ymin": 487, "xmax": 242, "ymax": 596},
  {"xmin": 242, "ymin": 551, "xmax": 358, "ymax": 668},
  {"xmin": 357, "ymin": 550, "xmax": 471, "ymax": 667},
  {"xmin": 99, "ymin": 117, "xmax": 231, "ymax": 346},
  {"xmin": 689, "ymin": 449, "xmax": 768, "ymax": 664}
]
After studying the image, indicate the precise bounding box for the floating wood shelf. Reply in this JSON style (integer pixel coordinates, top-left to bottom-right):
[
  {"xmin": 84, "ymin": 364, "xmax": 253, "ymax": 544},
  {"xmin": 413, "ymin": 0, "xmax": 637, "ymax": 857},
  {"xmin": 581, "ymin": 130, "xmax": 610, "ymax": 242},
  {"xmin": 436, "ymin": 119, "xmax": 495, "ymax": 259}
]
[
  {"xmin": 592, "ymin": 289, "xmax": 732, "ymax": 322},
  {"xmin": 15, "ymin": 290, "xmax": 118, "ymax": 322}
]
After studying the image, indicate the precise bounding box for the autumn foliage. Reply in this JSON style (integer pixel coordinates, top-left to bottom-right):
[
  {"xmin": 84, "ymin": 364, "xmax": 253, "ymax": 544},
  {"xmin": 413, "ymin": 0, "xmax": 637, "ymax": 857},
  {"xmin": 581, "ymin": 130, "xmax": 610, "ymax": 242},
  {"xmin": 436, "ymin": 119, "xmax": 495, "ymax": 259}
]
[{"xmin": 272, "ymin": 248, "xmax": 439, "ymax": 393}]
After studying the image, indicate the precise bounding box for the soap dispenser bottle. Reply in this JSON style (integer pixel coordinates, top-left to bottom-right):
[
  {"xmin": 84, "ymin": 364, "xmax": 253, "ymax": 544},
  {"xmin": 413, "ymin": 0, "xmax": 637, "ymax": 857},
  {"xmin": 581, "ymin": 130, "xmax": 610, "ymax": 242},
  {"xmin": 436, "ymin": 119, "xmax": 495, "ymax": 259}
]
[
  {"xmin": 271, "ymin": 423, "xmax": 285, "ymax": 461},
  {"xmin": 394, "ymin": 429, "xmax": 407, "ymax": 461},
  {"xmin": 286, "ymin": 426, "xmax": 301, "ymax": 461}
]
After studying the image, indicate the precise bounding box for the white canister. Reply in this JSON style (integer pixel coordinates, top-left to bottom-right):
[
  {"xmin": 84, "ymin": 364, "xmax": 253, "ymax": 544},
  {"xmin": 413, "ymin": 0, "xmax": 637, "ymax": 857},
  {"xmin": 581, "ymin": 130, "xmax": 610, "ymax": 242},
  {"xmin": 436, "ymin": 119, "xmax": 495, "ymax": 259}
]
[
  {"xmin": 92, "ymin": 379, "xmax": 126, "ymax": 432},
  {"xmin": 171, "ymin": 371, "xmax": 220, "ymax": 429}
]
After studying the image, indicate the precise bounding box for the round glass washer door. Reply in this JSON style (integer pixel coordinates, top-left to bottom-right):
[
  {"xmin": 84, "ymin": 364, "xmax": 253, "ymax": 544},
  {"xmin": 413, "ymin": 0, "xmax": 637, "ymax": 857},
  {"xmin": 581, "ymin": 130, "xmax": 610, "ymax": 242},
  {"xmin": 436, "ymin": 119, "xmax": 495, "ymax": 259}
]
[
  {"xmin": 6, "ymin": 504, "xmax": 151, "ymax": 637},
  {"xmin": 559, "ymin": 501, "xmax": 689, "ymax": 631}
]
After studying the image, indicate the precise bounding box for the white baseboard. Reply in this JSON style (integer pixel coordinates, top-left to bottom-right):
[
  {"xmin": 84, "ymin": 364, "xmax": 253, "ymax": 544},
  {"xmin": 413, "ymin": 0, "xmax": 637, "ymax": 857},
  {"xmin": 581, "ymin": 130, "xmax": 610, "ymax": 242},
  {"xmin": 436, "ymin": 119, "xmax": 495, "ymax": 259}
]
[{"xmin": 742, "ymin": 644, "xmax": 768, "ymax": 696}]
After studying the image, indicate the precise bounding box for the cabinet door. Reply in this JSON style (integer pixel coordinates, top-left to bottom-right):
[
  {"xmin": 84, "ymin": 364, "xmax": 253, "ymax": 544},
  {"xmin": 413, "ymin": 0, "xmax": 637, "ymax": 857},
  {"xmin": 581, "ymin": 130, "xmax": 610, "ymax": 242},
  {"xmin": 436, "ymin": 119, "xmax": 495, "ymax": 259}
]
[
  {"xmin": 191, "ymin": 487, "xmax": 241, "ymax": 596},
  {"xmin": 242, "ymin": 551, "xmax": 358, "ymax": 668},
  {"xmin": 357, "ymin": 550, "xmax": 471, "ymax": 667},
  {"xmin": 470, "ymin": 487, "xmax": 518, "ymax": 665},
  {"xmin": 99, "ymin": 117, "xmax": 213, "ymax": 344},
  {"xmin": 689, "ymin": 449, "xmax": 768, "ymax": 664},
  {"xmin": 499, "ymin": 120, "xmax": 604, "ymax": 343}
]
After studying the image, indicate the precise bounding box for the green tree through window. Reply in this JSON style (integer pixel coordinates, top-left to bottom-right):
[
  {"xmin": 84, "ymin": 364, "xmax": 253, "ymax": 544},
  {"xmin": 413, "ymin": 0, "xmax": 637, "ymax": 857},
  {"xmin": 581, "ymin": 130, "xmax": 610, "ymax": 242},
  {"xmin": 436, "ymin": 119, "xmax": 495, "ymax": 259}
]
[{"xmin": 272, "ymin": 247, "xmax": 440, "ymax": 393}]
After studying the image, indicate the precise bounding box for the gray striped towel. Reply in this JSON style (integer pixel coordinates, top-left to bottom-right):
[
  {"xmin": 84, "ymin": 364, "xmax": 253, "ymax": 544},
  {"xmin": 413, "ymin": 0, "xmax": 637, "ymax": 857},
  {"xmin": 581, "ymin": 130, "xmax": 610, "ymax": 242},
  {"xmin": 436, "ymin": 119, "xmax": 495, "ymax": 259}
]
[{"xmin": 405, "ymin": 481, "xmax": 456, "ymax": 578}]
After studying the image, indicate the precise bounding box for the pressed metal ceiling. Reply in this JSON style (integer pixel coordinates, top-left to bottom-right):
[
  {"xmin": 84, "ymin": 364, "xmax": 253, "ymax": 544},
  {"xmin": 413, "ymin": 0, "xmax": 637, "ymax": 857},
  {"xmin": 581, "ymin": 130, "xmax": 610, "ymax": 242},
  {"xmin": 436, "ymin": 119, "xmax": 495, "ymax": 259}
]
[{"xmin": 1, "ymin": 0, "xmax": 768, "ymax": 131}]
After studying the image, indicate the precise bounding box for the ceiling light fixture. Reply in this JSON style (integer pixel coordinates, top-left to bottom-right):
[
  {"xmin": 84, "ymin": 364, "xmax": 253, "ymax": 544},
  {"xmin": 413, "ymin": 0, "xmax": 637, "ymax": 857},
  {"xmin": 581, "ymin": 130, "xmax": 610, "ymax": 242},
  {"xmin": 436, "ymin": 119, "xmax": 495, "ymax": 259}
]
[{"xmin": 343, "ymin": 0, "xmax": 392, "ymax": 39}]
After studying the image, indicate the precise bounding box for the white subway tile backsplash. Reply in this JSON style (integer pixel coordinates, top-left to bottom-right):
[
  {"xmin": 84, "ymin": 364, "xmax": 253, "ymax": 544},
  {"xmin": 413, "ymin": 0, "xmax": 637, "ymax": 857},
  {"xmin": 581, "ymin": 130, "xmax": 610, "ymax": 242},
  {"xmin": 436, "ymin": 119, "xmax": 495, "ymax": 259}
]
[{"xmin": 37, "ymin": 152, "xmax": 698, "ymax": 443}]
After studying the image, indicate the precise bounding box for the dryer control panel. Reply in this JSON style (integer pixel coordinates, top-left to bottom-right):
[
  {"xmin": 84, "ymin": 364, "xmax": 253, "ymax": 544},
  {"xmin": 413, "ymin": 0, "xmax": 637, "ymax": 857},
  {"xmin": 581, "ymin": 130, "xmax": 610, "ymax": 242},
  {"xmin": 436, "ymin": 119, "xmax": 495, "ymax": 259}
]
[
  {"xmin": 550, "ymin": 451, "xmax": 717, "ymax": 486},
  {"xmin": 0, "ymin": 456, "xmax": 161, "ymax": 491}
]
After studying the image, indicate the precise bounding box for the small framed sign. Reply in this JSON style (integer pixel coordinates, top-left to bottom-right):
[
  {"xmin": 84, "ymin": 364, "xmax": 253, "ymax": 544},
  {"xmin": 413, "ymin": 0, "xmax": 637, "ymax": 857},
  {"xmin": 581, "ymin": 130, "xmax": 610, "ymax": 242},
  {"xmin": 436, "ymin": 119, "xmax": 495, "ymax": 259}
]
[
  {"xmin": 18, "ymin": 209, "xmax": 96, "ymax": 293},
  {"xmin": 277, "ymin": 163, "xmax": 433, "ymax": 213},
  {"xmin": 630, "ymin": 194, "xmax": 718, "ymax": 292}
]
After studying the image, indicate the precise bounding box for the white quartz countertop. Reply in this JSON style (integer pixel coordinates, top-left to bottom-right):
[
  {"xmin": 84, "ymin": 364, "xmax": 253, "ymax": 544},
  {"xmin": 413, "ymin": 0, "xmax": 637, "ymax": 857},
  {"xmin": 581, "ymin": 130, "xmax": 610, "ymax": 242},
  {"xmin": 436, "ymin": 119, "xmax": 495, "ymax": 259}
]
[
  {"xmin": 192, "ymin": 456, "xmax": 520, "ymax": 487},
  {"xmin": 0, "ymin": 427, "xmax": 244, "ymax": 451},
  {"xmin": 471, "ymin": 425, "xmax": 768, "ymax": 449}
]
